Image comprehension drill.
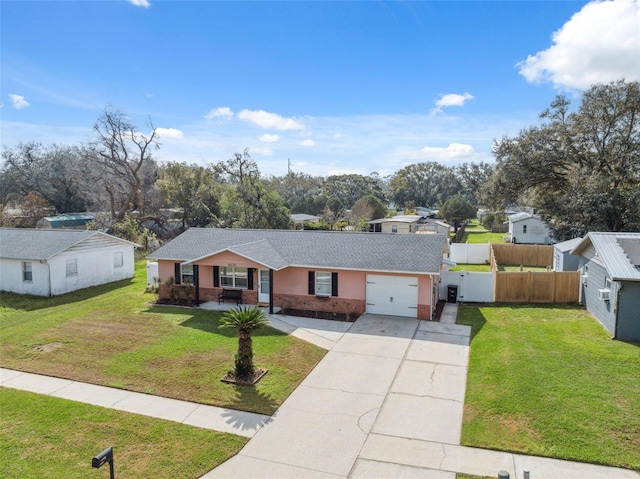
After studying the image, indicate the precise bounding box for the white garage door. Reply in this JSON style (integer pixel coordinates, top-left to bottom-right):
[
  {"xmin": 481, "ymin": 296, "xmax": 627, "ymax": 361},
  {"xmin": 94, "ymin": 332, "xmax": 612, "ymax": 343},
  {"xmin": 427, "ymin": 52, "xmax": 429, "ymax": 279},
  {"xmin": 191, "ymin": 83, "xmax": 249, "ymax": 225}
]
[{"xmin": 366, "ymin": 275, "xmax": 418, "ymax": 318}]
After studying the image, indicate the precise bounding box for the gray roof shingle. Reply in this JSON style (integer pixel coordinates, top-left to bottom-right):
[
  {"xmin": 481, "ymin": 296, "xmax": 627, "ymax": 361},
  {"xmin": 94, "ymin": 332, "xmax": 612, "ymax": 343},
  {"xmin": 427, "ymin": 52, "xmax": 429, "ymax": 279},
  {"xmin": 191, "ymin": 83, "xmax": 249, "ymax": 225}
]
[
  {"xmin": 0, "ymin": 228, "xmax": 137, "ymax": 260},
  {"xmin": 149, "ymin": 228, "xmax": 447, "ymax": 274}
]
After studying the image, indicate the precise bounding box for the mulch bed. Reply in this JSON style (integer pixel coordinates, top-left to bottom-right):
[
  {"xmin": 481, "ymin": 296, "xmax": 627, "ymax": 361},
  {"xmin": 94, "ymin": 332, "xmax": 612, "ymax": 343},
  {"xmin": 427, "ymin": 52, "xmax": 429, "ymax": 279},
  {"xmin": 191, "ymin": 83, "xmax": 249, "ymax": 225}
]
[
  {"xmin": 278, "ymin": 308, "xmax": 359, "ymax": 322},
  {"xmin": 220, "ymin": 368, "xmax": 268, "ymax": 386},
  {"xmin": 432, "ymin": 300, "xmax": 446, "ymax": 321}
]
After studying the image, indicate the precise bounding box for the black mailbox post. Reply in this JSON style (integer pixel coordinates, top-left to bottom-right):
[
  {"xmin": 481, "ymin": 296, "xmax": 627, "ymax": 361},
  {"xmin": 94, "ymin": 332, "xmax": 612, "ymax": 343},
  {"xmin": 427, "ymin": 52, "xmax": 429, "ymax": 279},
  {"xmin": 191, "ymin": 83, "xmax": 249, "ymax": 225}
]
[{"xmin": 92, "ymin": 446, "xmax": 115, "ymax": 479}]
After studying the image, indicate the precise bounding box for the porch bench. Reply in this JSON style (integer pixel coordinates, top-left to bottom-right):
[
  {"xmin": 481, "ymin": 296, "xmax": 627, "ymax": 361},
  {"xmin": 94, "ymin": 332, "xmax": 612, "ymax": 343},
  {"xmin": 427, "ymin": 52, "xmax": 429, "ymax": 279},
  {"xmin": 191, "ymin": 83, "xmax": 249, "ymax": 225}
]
[{"xmin": 218, "ymin": 288, "xmax": 243, "ymax": 305}]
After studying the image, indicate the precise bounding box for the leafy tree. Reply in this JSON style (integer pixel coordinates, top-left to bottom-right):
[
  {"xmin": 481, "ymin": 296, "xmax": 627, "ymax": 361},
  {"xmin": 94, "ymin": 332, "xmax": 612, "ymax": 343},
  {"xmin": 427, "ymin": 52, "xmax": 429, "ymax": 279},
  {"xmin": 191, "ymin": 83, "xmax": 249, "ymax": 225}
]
[
  {"xmin": 90, "ymin": 214, "xmax": 157, "ymax": 253},
  {"xmin": 322, "ymin": 174, "xmax": 385, "ymax": 209},
  {"xmin": 389, "ymin": 162, "xmax": 461, "ymax": 208},
  {"xmin": 456, "ymin": 162, "xmax": 494, "ymax": 207},
  {"xmin": 350, "ymin": 194, "xmax": 387, "ymax": 230},
  {"xmin": 215, "ymin": 150, "xmax": 292, "ymax": 229},
  {"xmin": 439, "ymin": 195, "xmax": 476, "ymax": 232},
  {"xmin": 489, "ymin": 80, "xmax": 640, "ymax": 238},
  {"xmin": 1, "ymin": 142, "xmax": 92, "ymax": 213},
  {"xmin": 265, "ymin": 172, "xmax": 323, "ymax": 212},
  {"xmin": 157, "ymin": 162, "xmax": 221, "ymax": 228},
  {"xmin": 220, "ymin": 306, "xmax": 269, "ymax": 379}
]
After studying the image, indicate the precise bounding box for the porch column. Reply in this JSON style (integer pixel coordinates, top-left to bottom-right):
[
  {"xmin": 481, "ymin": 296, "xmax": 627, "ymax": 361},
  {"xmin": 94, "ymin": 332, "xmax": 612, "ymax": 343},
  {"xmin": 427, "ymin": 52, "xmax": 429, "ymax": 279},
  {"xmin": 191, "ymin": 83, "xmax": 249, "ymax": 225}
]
[
  {"xmin": 194, "ymin": 264, "xmax": 200, "ymax": 305},
  {"xmin": 269, "ymin": 269, "xmax": 274, "ymax": 314}
]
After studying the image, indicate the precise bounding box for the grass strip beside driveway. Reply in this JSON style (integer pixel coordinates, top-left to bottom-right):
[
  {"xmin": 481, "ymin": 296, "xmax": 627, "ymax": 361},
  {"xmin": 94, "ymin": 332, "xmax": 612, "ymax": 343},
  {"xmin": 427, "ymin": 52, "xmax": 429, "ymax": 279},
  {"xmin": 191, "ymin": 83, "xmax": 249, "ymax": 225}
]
[
  {"xmin": 0, "ymin": 388, "xmax": 247, "ymax": 479},
  {"xmin": 458, "ymin": 304, "xmax": 640, "ymax": 471},
  {"xmin": 0, "ymin": 262, "xmax": 326, "ymax": 415}
]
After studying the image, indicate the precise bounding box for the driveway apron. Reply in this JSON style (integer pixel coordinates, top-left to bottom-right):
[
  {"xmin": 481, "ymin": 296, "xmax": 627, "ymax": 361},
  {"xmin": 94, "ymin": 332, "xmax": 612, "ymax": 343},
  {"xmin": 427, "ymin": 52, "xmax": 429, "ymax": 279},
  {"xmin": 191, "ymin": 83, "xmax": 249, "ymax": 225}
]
[{"xmin": 204, "ymin": 313, "xmax": 470, "ymax": 479}]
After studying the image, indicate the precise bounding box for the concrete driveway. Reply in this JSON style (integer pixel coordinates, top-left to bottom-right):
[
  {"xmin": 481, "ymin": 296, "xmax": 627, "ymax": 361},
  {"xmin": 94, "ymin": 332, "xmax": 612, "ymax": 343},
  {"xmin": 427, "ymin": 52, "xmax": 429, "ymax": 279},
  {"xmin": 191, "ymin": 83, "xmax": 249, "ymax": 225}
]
[{"xmin": 203, "ymin": 313, "xmax": 471, "ymax": 478}]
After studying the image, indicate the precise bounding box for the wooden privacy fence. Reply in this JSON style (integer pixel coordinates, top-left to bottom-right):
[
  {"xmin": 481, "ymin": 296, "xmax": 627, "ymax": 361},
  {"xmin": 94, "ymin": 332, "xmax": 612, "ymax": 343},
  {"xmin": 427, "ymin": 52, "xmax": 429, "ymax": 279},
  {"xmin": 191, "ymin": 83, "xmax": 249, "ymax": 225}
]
[
  {"xmin": 491, "ymin": 243, "xmax": 553, "ymax": 267},
  {"xmin": 494, "ymin": 270, "xmax": 580, "ymax": 303}
]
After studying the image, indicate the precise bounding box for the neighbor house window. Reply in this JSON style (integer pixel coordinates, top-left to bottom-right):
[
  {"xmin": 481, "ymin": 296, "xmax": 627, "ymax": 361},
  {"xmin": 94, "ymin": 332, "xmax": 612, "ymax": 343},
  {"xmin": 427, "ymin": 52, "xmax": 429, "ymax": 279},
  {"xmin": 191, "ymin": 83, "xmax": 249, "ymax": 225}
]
[
  {"xmin": 113, "ymin": 252, "xmax": 123, "ymax": 268},
  {"xmin": 523, "ymin": 225, "xmax": 527, "ymax": 234},
  {"xmin": 391, "ymin": 225, "xmax": 398, "ymax": 233},
  {"xmin": 181, "ymin": 264, "xmax": 194, "ymax": 284},
  {"xmin": 220, "ymin": 266, "xmax": 248, "ymax": 289},
  {"xmin": 66, "ymin": 259, "xmax": 78, "ymax": 277},
  {"xmin": 604, "ymin": 277, "xmax": 611, "ymax": 290},
  {"xmin": 22, "ymin": 262, "xmax": 32, "ymax": 282}
]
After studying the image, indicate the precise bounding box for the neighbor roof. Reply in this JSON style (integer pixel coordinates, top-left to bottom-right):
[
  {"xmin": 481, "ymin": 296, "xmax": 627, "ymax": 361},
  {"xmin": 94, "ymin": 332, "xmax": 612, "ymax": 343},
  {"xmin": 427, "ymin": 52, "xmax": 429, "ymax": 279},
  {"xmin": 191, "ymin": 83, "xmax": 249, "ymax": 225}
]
[
  {"xmin": 149, "ymin": 228, "xmax": 448, "ymax": 274},
  {"xmin": 367, "ymin": 215, "xmax": 423, "ymax": 224},
  {"xmin": 290, "ymin": 213, "xmax": 321, "ymax": 223},
  {"xmin": 571, "ymin": 232, "xmax": 640, "ymax": 281},
  {"xmin": 41, "ymin": 213, "xmax": 95, "ymax": 228},
  {"xmin": 0, "ymin": 228, "xmax": 138, "ymax": 260},
  {"xmin": 553, "ymin": 237, "xmax": 583, "ymax": 253},
  {"xmin": 508, "ymin": 212, "xmax": 534, "ymax": 222}
]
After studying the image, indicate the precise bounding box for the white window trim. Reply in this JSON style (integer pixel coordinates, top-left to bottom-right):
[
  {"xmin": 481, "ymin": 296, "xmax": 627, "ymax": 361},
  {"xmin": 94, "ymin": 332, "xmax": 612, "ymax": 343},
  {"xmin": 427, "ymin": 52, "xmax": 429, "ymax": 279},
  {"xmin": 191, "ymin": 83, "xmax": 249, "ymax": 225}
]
[
  {"xmin": 66, "ymin": 259, "xmax": 78, "ymax": 277},
  {"xmin": 22, "ymin": 261, "xmax": 33, "ymax": 283},
  {"xmin": 315, "ymin": 271, "xmax": 332, "ymax": 296},
  {"xmin": 220, "ymin": 266, "xmax": 249, "ymax": 289},
  {"xmin": 113, "ymin": 252, "xmax": 124, "ymax": 268}
]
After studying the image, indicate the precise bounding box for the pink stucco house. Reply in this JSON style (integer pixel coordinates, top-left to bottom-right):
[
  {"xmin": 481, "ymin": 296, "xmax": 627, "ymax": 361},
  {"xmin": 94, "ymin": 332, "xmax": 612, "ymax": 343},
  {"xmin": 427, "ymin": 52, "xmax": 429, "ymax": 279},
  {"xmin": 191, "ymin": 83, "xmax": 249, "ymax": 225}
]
[{"xmin": 148, "ymin": 228, "xmax": 449, "ymax": 320}]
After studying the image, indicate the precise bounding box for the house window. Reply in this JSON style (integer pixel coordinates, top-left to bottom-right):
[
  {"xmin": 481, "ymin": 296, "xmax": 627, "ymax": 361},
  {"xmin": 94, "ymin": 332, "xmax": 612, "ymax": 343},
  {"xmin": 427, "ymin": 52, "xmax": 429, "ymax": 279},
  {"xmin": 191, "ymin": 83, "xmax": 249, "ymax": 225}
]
[
  {"xmin": 391, "ymin": 225, "xmax": 398, "ymax": 233},
  {"xmin": 315, "ymin": 271, "xmax": 332, "ymax": 296},
  {"xmin": 604, "ymin": 277, "xmax": 611, "ymax": 290},
  {"xmin": 66, "ymin": 259, "xmax": 78, "ymax": 277},
  {"xmin": 182, "ymin": 264, "xmax": 194, "ymax": 284},
  {"xmin": 523, "ymin": 225, "xmax": 527, "ymax": 234},
  {"xmin": 220, "ymin": 266, "xmax": 248, "ymax": 289},
  {"xmin": 22, "ymin": 262, "xmax": 32, "ymax": 282},
  {"xmin": 113, "ymin": 252, "xmax": 123, "ymax": 268}
]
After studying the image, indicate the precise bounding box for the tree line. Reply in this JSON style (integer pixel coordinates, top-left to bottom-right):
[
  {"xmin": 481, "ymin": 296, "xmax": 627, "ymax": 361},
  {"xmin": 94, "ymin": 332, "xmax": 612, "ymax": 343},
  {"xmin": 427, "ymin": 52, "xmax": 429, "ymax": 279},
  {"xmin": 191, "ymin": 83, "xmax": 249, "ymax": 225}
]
[{"xmin": 2, "ymin": 80, "xmax": 638, "ymax": 246}]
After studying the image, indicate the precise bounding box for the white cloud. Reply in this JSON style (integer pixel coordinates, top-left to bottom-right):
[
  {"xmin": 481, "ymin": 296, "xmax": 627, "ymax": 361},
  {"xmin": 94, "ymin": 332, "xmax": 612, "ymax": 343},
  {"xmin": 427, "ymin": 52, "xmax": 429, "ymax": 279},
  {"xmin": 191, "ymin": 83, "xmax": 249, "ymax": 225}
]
[
  {"xmin": 248, "ymin": 146, "xmax": 274, "ymax": 155},
  {"xmin": 403, "ymin": 143, "xmax": 477, "ymax": 162},
  {"xmin": 237, "ymin": 109, "xmax": 305, "ymax": 130},
  {"xmin": 518, "ymin": 0, "xmax": 640, "ymax": 90},
  {"xmin": 259, "ymin": 134, "xmax": 279, "ymax": 143},
  {"xmin": 204, "ymin": 107, "xmax": 234, "ymax": 120},
  {"xmin": 128, "ymin": 0, "xmax": 151, "ymax": 7},
  {"xmin": 9, "ymin": 94, "xmax": 29, "ymax": 109},
  {"xmin": 156, "ymin": 127, "xmax": 184, "ymax": 140},
  {"xmin": 299, "ymin": 139, "xmax": 315, "ymax": 147},
  {"xmin": 435, "ymin": 92, "xmax": 474, "ymax": 109}
]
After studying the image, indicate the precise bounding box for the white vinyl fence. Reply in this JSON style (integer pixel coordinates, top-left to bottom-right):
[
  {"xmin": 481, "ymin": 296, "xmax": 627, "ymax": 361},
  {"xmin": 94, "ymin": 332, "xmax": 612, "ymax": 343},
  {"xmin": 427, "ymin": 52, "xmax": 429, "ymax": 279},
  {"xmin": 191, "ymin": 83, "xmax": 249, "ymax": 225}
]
[
  {"xmin": 439, "ymin": 270, "xmax": 494, "ymax": 303},
  {"xmin": 449, "ymin": 243, "xmax": 490, "ymax": 264}
]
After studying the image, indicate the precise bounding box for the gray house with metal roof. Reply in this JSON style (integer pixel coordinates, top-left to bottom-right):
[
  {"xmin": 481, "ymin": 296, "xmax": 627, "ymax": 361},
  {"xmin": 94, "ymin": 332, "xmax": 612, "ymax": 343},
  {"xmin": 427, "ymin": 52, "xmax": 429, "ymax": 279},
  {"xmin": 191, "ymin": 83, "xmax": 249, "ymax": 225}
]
[
  {"xmin": 571, "ymin": 232, "xmax": 640, "ymax": 341},
  {"xmin": 0, "ymin": 228, "xmax": 138, "ymax": 297},
  {"xmin": 148, "ymin": 228, "xmax": 449, "ymax": 320}
]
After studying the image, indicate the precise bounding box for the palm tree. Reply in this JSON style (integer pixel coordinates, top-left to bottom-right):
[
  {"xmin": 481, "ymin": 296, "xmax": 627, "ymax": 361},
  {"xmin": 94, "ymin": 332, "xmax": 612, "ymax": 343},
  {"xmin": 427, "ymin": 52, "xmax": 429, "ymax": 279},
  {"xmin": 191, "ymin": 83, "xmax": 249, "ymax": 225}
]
[{"xmin": 220, "ymin": 306, "xmax": 269, "ymax": 379}]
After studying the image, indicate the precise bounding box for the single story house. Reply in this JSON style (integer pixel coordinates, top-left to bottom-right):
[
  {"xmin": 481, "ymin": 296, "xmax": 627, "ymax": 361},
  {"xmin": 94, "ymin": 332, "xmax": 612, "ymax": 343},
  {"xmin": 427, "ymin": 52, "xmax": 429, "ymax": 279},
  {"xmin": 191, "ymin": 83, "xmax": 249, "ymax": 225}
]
[
  {"xmin": 0, "ymin": 228, "xmax": 138, "ymax": 297},
  {"xmin": 148, "ymin": 228, "xmax": 449, "ymax": 320},
  {"xmin": 506, "ymin": 212, "xmax": 553, "ymax": 245},
  {"xmin": 367, "ymin": 215, "xmax": 451, "ymax": 235},
  {"xmin": 571, "ymin": 232, "xmax": 640, "ymax": 341},
  {"xmin": 553, "ymin": 237, "xmax": 582, "ymax": 271}
]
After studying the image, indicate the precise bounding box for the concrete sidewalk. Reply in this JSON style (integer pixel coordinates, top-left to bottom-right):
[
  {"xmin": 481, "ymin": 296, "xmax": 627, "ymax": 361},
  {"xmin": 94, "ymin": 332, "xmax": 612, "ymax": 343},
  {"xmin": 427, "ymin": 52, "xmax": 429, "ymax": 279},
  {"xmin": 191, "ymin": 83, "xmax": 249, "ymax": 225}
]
[{"xmin": 0, "ymin": 368, "xmax": 270, "ymax": 438}]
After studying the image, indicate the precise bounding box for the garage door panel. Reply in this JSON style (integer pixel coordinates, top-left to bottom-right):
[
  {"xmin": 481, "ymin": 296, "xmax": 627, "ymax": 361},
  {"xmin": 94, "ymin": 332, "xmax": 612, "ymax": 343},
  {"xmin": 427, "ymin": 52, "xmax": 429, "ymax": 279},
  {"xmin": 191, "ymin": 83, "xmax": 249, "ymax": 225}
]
[{"xmin": 366, "ymin": 275, "xmax": 418, "ymax": 318}]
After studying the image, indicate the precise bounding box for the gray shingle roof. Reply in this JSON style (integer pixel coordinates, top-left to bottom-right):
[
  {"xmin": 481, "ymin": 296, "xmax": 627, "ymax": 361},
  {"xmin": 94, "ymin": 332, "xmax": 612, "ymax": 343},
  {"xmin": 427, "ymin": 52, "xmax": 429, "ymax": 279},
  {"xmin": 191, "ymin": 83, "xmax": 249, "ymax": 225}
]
[
  {"xmin": 149, "ymin": 228, "xmax": 447, "ymax": 274},
  {"xmin": 0, "ymin": 228, "xmax": 137, "ymax": 260},
  {"xmin": 571, "ymin": 232, "xmax": 640, "ymax": 281}
]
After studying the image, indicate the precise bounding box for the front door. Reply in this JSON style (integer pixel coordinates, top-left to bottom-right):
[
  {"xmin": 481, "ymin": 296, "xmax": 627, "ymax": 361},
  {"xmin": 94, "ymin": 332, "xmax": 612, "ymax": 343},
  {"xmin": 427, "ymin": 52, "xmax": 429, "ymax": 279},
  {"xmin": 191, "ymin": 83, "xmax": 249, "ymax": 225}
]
[{"xmin": 258, "ymin": 269, "xmax": 270, "ymax": 303}]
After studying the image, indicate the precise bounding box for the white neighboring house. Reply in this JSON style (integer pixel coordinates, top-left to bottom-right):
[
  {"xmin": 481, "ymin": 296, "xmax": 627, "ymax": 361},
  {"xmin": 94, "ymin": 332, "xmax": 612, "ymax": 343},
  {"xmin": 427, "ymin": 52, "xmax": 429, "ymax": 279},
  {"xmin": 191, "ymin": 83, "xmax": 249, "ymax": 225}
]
[
  {"xmin": 0, "ymin": 228, "xmax": 138, "ymax": 297},
  {"xmin": 506, "ymin": 212, "xmax": 553, "ymax": 245}
]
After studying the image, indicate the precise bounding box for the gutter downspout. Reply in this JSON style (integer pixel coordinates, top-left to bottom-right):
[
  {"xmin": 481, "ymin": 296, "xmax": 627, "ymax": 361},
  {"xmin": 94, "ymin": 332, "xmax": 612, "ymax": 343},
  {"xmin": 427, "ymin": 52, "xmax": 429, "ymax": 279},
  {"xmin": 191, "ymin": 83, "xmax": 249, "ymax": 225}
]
[
  {"xmin": 613, "ymin": 282, "xmax": 623, "ymax": 340},
  {"xmin": 45, "ymin": 260, "xmax": 51, "ymax": 297},
  {"xmin": 429, "ymin": 274, "xmax": 434, "ymax": 321}
]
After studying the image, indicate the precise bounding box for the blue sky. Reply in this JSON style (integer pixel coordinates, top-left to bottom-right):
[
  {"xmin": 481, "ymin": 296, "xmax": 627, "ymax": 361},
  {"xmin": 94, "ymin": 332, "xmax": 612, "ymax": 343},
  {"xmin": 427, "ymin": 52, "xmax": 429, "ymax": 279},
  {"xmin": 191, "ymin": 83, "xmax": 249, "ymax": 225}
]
[{"xmin": 2, "ymin": 0, "xmax": 639, "ymax": 177}]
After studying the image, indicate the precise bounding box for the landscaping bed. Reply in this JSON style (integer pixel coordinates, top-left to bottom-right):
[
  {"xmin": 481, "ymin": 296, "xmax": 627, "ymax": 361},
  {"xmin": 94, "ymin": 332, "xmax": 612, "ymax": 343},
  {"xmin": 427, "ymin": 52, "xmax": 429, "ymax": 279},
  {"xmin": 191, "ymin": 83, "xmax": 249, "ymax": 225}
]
[{"xmin": 278, "ymin": 308, "xmax": 359, "ymax": 322}]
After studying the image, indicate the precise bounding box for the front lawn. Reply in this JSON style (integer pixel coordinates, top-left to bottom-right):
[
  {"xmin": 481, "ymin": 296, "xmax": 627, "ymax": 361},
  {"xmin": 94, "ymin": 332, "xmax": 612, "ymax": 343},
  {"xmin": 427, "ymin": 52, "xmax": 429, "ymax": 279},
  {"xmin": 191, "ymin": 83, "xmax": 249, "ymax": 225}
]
[
  {"xmin": 0, "ymin": 388, "xmax": 246, "ymax": 479},
  {"xmin": 458, "ymin": 304, "xmax": 640, "ymax": 471},
  {"xmin": 0, "ymin": 262, "xmax": 326, "ymax": 415}
]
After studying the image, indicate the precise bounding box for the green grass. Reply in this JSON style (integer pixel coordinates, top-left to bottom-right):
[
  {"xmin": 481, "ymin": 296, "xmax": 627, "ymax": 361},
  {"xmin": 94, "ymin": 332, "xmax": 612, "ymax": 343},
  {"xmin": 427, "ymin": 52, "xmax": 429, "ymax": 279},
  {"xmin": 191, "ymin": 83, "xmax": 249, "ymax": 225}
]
[
  {"xmin": 0, "ymin": 388, "xmax": 247, "ymax": 479},
  {"xmin": 449, "ymin": 263, "xmax": 492, "ymax": 272},
  {"xmin": 458, "ymin": 304, "xmax": 640, "ymax": 471},
  {"xmin": 457, "ymin": 220, "xmax": 506, "ymax": 243},
  {"xmin": 0, "ymin": 262, "xmax": 326, "ymax": 415}
]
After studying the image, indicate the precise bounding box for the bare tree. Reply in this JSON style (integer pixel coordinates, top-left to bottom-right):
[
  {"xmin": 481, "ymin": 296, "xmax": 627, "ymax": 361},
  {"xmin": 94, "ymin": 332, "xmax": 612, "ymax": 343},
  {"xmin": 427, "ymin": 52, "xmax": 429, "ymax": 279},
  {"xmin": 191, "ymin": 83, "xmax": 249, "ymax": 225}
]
[{"xmin": 91, "ymin": 107, "xmax": 159, "ymax": 221}]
